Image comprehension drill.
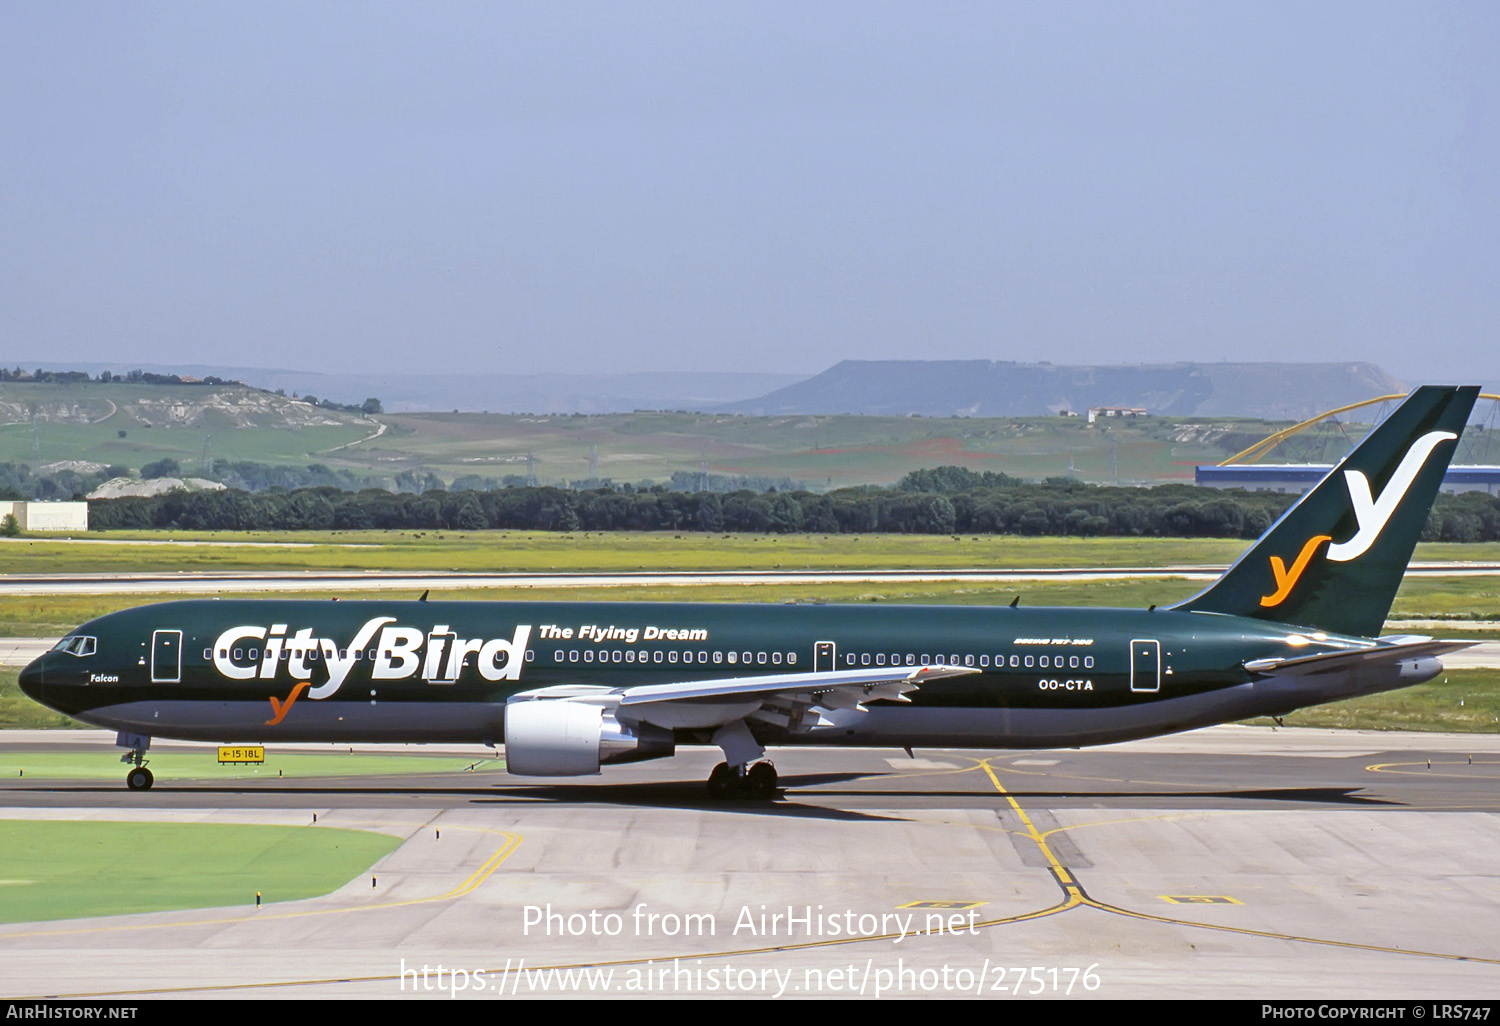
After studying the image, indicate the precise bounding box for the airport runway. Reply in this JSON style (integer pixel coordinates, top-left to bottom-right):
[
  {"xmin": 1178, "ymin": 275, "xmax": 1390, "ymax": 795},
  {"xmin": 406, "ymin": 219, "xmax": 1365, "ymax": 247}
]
[
  {"xmin": 4, "ymin": 562, "xmax": 1500, "ymax": 595},
  {"xmin": 2, "ymin": 726, "xmax": 1499, "ymax": 999}
]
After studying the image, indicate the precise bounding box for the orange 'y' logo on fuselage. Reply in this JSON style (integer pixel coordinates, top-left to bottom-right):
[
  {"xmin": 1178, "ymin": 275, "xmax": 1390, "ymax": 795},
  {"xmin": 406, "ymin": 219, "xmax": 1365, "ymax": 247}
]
[
  {"xmin": 265, "ymin": 682, "xmax": 311, "ymax": 726},
  {"xmin": 1260, "ymin": 535, "xmax": 1332, "ymax": 608}
]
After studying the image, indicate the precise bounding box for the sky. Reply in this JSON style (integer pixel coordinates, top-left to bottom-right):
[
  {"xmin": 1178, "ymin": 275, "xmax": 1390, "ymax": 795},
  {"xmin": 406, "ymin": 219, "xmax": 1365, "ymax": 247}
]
[{"xmin": 2, "ymin": 2, "xmax": 1497, "ymax": 381}]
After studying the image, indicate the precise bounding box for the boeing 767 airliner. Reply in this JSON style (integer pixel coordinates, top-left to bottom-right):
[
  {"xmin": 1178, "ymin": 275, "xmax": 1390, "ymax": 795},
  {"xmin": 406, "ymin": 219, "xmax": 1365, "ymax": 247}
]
[{"xmin": 20, "ymin": 386, "xmax": 1478, "ymax": 799}]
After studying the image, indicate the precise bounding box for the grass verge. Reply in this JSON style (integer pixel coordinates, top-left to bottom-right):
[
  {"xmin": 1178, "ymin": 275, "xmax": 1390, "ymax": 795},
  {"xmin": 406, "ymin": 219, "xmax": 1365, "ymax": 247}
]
[
  {"xmin": 1242, "ymin": 669, "xmax": 1500, "ymax": 733},
  {"xmin": 0, "ymin": 749, "xmax": 503, "ymax": 782},
  {"xmin": 0, "ymin": 820, "xmax": 402, "ymax": 924}
]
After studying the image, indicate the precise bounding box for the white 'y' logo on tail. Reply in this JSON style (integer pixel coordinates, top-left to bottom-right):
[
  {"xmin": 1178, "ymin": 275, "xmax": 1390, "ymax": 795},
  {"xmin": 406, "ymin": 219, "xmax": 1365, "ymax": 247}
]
[{"xmin": 1326, "ymin": 430, "xmax": 1456, "ymax": 563}]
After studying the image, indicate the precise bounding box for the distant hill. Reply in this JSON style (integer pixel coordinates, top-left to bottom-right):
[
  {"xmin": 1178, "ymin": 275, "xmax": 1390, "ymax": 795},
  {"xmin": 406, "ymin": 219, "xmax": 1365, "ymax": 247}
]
[
  {"xmin": 246, "ymin": 370, "xmax": 810, "ymax": 414},
  {"xmin": 17, "ymin": 363, "xmax": 807, "ymax": 414},
  {"xmin": 0, "ymin": 379, "xmax": 368, "ymax": 431},
  {"xmin": 719, "ymin": 361, "xmax": 1412, "ymax": 421},
  {"xmin": 0, "ymin": 378, "xmax": 377, "ymax": 475}
]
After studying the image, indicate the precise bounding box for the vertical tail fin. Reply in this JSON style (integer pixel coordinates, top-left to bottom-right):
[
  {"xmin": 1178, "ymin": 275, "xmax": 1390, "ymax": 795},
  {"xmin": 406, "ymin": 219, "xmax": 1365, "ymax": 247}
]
[{"xmin": 1170, "ymin": 385, "xmax": 1478, "ymax": 637}]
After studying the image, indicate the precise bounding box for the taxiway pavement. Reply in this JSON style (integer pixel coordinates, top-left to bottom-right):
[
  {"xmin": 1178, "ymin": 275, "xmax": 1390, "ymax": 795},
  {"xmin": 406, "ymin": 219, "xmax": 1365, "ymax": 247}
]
[{"xmin": 1, "ymin": 726, "xmax": 1498, "ymax": 999}]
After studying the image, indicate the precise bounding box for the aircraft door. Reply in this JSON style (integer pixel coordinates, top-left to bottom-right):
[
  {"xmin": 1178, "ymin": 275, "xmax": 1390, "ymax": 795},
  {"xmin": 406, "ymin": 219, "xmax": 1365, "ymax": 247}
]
[
  {"xmin": 814, "ymin": 641, "xmax": 836, "ymax": 672},
  {"xmin": 151, "ymin": 630, "xmax": 183, "ymax": 683},
  {"xmin": 1129, "ymin": 639, "xmax": 1160, "ymax": 693}
]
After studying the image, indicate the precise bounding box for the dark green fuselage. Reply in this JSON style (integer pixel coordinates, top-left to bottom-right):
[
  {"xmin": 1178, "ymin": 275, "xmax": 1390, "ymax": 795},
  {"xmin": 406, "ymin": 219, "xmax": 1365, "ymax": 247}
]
[{"xmin": 19, "ymin": 597, "xmax": 1427, "ymax": 750}]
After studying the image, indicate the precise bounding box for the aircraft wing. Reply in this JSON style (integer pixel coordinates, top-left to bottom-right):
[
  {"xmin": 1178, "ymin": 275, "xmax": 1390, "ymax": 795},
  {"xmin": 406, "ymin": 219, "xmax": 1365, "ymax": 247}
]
[
  {"xmin": 620, "ymin": 663, "xmax": 979, "ymax": 731},
  {"xmin": 509, "ymin": 664, "xmax": 980, "ymax": 732},
  {"xmin": 618, "ymin": 664, "xmax": 977, "ymax": 705},
  {"xmin": 1243, "ymin": 639, "xmax": 1475, "ymax": 677}
]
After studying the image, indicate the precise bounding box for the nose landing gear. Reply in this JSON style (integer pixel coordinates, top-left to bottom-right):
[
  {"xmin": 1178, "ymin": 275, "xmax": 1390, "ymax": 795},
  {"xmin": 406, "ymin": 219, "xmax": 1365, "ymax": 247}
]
[{"xmin": 117, "ymin": 732, "xmax": 153, "ymax": 791}]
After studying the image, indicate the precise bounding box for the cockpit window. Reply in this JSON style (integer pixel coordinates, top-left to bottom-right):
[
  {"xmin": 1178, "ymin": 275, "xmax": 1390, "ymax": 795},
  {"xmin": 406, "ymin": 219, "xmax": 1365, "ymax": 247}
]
[{"xmin": 51, "ymin": 635, "xmax": 97, "ymax": 657}]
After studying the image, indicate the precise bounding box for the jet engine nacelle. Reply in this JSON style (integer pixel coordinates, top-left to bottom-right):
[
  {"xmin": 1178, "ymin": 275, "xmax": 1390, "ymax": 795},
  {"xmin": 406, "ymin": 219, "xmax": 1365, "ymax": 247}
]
[{"xmin": 503, "ymin": 699, "xmax": 674, "ymax": 776}]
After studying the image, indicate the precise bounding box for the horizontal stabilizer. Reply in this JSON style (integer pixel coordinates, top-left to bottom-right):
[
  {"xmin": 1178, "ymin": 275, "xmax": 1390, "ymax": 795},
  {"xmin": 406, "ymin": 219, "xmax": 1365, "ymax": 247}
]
[{"xmin": 1244, "ymin": 639, "xmax": 1474, "ymax": 677}]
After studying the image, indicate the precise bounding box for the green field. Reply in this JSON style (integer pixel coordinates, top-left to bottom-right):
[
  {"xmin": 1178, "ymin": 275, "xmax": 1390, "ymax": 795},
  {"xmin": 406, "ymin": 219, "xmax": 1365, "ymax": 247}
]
[
  {"xmin": 1245, "ymin": 670, "xmax": 1500, "ymax": 733},
  {"xmin": 5, "ymin": 419, "xmax": 370, "ymax": 469},
  {"xmin": 10, "ymin": 530, "xmax": 1500, "ymax": 577},
  {"xmin": 0, "ymin": 820, "xmax": 403, "ymax": 923},
  {"xmin": 0, "ymin": 530, "xmax": 1262, "ymax": 574},
  {"xmin": 2, "ymin": 380, "xmax": 373, "ymax": 471},
  {"xmin": 311, "ymin": 408, "xmax": 1260, "ymax": 486}
]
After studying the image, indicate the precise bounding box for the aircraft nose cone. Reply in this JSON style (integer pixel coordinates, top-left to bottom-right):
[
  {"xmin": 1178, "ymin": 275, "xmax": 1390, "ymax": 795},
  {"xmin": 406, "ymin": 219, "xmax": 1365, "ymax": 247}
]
[
  {"xmin": 17, "ymin": 653, "xmax": 88, "ymax": 719},
  {"xmin": 18, "ymin": 654, "xmax": 45, "ymax": 699}
]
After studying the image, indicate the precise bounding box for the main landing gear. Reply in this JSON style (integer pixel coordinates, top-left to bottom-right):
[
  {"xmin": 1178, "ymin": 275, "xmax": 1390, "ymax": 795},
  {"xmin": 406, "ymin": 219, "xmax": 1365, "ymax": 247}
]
[
  {"xmin": 705, "ymin": 719, "xmax": 777, "ymax": 800},
  {"xmin": 118, "ymin": 732, "xmax": 153, "ymax": 791},
  {"xmin": 706, "ymin": 760, "xmax": 778, "ymax": 800}
]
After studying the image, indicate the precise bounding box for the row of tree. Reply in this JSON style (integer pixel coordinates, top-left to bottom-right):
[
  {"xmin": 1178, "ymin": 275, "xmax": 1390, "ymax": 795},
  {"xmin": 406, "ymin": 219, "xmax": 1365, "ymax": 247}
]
[
  {"xmin": 0, "ymin": 368, "xmax": 243, "ymax": 385},
  {"xmin": 85, "ymin": 477, "xmax": 1500, "ymax": 541},
  {"xmin": 140, "ymin": 458, "xmax": 379, "ymax": 492},
  {"xmin": 0, "ymin": 462, "xmax": 125, "ymax": 501}
]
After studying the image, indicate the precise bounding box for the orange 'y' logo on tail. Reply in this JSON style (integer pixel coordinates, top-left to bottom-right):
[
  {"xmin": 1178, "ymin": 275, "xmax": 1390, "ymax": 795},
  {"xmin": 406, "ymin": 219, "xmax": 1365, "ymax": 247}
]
[
  {"xmin": 265, "ymin": 682, "xmax": 311, "ymax": 726},
  {"xmin": 1260, "ymin": 535, "xmax": 1332, "ymax": 608}
]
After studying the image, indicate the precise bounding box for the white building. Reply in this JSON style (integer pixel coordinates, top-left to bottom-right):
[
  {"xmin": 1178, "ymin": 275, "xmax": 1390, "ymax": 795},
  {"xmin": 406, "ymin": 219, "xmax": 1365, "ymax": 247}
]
[{"xmin": 0, "ymin": 500, "xmax": 90, "ymax": 532}]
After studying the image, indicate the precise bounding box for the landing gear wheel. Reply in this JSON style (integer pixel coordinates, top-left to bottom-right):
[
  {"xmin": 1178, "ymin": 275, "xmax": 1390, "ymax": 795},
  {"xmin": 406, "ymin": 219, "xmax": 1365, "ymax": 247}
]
[
  {"xmin": 126, "ymin": 767, "xmax": 154, "ymax": 791},
  {"xmin": 706, "ymin": 762, "xmax": 733, "ymax": 799},
  {"xmin": 745, "ymin": 761, "xmax": 778, "ymax": 799}
]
